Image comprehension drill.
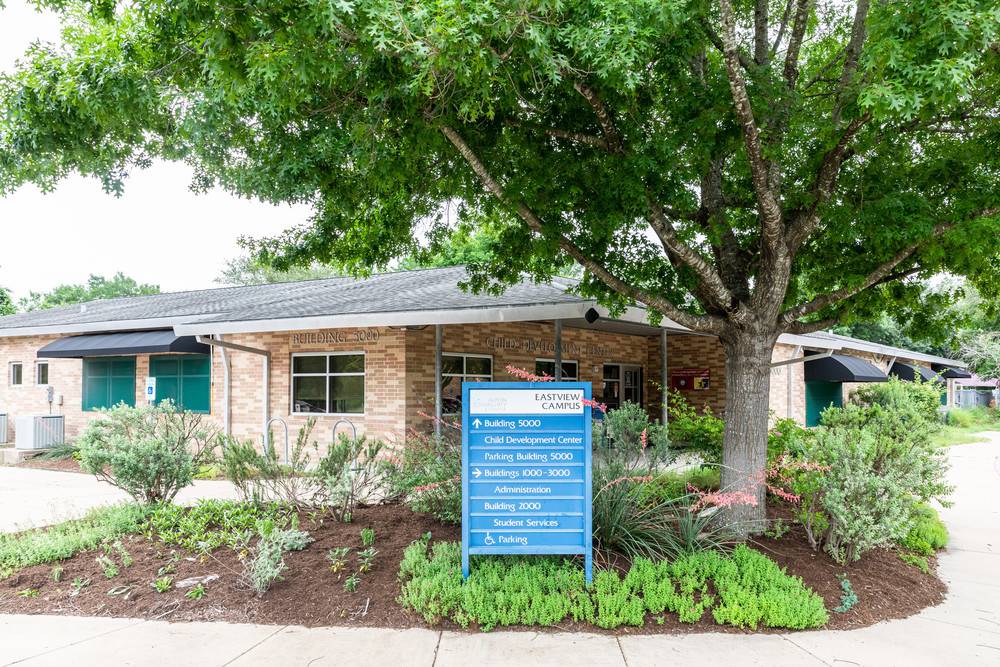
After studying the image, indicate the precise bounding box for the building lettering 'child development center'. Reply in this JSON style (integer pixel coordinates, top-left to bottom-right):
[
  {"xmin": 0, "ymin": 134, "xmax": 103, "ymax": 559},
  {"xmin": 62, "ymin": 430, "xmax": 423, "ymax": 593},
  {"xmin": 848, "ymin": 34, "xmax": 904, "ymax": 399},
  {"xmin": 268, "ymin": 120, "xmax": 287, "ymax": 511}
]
[{"xmin": 0, "ymin": 266, "xmax": 970, "ymax": 448}]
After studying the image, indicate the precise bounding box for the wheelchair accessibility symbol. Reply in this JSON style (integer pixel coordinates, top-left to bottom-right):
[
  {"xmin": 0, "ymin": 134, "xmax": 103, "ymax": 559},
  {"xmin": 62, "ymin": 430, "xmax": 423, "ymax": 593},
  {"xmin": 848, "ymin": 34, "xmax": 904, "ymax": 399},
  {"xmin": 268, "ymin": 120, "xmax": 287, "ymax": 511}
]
[{"xmin": 483, "ymin": 532, "xmax": 496, "ymax": 546}]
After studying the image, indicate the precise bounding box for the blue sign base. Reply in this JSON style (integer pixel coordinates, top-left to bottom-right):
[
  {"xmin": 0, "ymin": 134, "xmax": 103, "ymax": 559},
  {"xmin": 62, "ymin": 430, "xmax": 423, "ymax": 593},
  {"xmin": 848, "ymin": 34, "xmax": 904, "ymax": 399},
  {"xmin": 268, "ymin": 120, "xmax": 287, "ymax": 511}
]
[{"xmin": 461, "ymin": 381, "xmax": 593, "ymax": 584}]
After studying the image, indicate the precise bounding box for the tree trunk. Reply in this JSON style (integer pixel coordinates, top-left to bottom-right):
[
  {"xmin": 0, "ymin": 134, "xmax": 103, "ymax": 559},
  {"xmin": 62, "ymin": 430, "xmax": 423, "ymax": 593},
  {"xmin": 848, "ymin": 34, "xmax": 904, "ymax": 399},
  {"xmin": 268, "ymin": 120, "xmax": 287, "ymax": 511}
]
[{"xmin": 719, "ymin": 330, "xmax": 778, "ymax": 538}]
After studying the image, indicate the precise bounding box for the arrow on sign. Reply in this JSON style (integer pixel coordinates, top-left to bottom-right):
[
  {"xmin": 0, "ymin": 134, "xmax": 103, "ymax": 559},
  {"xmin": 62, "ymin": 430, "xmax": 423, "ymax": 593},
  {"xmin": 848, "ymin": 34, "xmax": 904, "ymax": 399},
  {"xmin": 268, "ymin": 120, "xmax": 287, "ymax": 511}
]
[
  {"xmin": 472, "ymin": 468, "xmax": 482, "ymax": 478},
  {"xmin": 472, "ymin": 418, "xmax": 483, "ymax": 428}
]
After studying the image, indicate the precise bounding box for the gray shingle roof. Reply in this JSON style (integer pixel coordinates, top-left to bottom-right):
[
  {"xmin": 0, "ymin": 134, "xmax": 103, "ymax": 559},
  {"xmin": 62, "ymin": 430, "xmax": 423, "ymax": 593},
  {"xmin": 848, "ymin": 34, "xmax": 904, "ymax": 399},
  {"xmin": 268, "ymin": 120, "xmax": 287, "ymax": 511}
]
[{"xmin": 0, "ymin": 266, "xmax": 589, "ymax": 336}]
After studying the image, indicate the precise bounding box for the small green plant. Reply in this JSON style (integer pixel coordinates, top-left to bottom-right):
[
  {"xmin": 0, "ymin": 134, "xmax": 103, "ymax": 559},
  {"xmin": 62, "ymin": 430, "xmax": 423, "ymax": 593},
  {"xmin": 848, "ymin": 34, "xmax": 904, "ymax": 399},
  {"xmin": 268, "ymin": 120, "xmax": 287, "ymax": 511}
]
[
  {"xmin": 240, "ymin": 520, "xmax": 312, "ymax": 595},
  {"xmin": 360, "ymin": 527, "xmax": 376, "ymax": 547},
  {"xmin": 70, "ymin": 577, "xmax": 91, "ymax": 595},
  {"xmin": 110, "ymin": 540, "xmax": 133, "ymax": 567},
  {"xmin": 50, "ymin": 565, "xmax": 64, "ymax": 583},
  {"xmin": 833, "ymin": 574, "xmax": 859, "ymax": 613},
  {"xmin": 358, "ymin": 547, "xmax": 378, "ymax": 573},
  {"xmin": 900, "ymin": 552, "xmax": 930, "ymax": 574},
  {"xmin": 900, "ymin": 504, "xmax": 949, "ymax": 556},
  {"xmin": 17, "ymin": 588, "xmax": 39, "ymax": 598},
  {"xmin": 153, "ymin": 576, "xmax": 173, "ymax": 593},
  {"xmin": 327, "ymin": 547, "xmax": 351, "ymax": 573},
  {"xmin": 96, "ymin": 554, "xmax": 119, "ymax": 579},
  {"xmin": 107, "ymin": 585, "xmax": 135, "ymax": 599},
  {"xmin": 185, "ymin": 583, "xmax": 207, "ymax": 600},
  {"xmin": 764, "ymin": 518, "xmax": 790, "ymax": 539},
  {"xmin": 344, "ymin": 573, "xmax": 360, "ymax": 592}
]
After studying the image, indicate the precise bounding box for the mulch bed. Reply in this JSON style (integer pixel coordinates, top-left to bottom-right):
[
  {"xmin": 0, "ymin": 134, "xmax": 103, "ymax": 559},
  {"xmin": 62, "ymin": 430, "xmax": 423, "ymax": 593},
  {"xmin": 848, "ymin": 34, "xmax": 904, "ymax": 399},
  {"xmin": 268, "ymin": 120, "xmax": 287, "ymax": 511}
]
[{"xmin": 0, "ymin": 502, "xmax": 945, "ymax": 633}]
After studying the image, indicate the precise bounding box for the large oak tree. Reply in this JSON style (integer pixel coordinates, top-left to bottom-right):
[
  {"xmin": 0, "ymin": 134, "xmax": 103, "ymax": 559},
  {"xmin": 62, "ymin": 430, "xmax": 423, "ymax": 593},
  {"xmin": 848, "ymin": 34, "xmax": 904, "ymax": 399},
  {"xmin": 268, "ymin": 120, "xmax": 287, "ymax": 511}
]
[{"xmin": 2, "ymin": 0, "xmax": 999, "ymax": 532}]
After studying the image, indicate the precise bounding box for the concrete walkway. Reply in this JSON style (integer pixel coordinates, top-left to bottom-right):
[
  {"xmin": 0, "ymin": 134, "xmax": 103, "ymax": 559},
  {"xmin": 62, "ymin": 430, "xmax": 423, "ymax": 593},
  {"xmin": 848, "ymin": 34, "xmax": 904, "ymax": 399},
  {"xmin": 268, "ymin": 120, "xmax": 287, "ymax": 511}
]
[
  {"xmin": 0, "ymin": 466, "xmax": 236, "ymax": 532},
  {"xmin": 1, "ymin": 435, "xmax": 998, "ymax": 666}
]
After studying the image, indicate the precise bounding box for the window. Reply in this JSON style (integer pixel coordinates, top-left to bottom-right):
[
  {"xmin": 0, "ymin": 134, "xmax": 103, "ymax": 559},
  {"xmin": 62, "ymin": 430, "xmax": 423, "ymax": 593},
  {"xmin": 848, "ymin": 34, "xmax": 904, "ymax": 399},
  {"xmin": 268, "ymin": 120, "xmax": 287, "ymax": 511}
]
[
  {"xmin": 83, "ymin": 357, "xmax": 136, "ymax": 411},
  {"xmin": 534, "ymin": 358, "xmax": 578, "ymax": 380},
  {"xmin": 291, "ymin": 352, "xmax": 365, "ymax": 415},
  {"xmin": 149, "ymin": 355, "xmax": 211, "ymax": 413},
  {"xmin": 602, "ymin": 364, "xmax": 643, "ymax": 410},
  {"xmin": 442, "ymin": 353, "xmax": 493, "ymax": 414},
  {"xmin": 9, "ymin": 362, "xmax": 23, "ymax": 386},
  {"xmin": 35, "ymin": 362, "xmax": 49, "ymax": 385}
]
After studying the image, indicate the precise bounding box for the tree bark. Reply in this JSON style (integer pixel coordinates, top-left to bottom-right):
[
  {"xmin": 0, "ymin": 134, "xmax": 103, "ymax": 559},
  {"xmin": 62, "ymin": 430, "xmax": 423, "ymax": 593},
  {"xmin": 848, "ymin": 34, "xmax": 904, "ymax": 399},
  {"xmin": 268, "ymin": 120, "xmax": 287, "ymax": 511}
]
[{"xmin": 719, "ymin": 328, "xmax": 778, "ymax": 537}]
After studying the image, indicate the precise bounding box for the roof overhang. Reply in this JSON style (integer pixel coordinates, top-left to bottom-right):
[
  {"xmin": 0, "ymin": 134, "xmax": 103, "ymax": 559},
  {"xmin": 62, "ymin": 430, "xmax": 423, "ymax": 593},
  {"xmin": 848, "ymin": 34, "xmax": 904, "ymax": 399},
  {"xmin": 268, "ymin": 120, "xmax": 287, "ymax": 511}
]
[
  {"xmin": 805, "ymin": 354, "xmax": 888, "ymax": 383},
  {"xmin": 890, "ymin": 362, "xmax": 944, "ymax": 384},
  {"xmin": 172, "ymin": 303, "xmax": 688, "ymax": 337},
  {"xmin": 37, "ymin": 331, "xmax": 210, "ymax": 359},
  {"xmin": 0, "ymin": 316, "xmax": 218, "ymax": 339}
]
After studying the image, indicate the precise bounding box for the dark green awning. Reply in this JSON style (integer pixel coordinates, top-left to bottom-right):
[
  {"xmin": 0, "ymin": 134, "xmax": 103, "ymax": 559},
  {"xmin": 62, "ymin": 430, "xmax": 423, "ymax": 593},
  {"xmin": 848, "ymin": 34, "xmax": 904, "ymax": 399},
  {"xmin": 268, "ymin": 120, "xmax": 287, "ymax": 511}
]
[
  {"xmin": 890, "ymin": 362, "xmax": 944, "ymax": 384},
  {"xmin": 931, "ymin": 364, "xmax": 972, "ymax": 379},
  {"xmin": 37, "ymin": 331, "xmax": 209, "ymax": 359},
  {"xmin": 804, "ymin": 354, "xmax": 887, "ymax": 383}
]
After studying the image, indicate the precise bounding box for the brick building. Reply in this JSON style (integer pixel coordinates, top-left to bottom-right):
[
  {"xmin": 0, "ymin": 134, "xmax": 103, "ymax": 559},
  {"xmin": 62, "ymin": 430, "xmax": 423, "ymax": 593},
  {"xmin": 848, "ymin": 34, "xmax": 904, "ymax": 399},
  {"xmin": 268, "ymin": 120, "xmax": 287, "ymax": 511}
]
[{"xmin": 0, "ymin": 266, "xmax": 969, "ymax": 448}]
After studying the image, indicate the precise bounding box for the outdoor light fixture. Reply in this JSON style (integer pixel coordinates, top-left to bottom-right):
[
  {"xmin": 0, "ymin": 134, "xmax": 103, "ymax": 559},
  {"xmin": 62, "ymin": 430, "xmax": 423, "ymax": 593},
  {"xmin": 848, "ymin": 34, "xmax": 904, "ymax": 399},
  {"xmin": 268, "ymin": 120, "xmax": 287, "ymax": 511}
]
[{"xmin": 584, "ymin": 308, "xmax": 600, "ymax": 324}]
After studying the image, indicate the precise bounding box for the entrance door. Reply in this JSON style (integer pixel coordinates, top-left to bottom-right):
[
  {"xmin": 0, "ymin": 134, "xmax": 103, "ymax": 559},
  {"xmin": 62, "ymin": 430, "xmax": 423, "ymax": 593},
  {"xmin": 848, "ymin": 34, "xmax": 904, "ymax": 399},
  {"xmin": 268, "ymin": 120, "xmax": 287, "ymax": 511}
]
[
  {"xmin": 805, "ymin": 381, "xmax": 842, "ymax": 427},
  {"xmin": 622, "ymin": 365, "xmax": 643, "ymax": 406}
]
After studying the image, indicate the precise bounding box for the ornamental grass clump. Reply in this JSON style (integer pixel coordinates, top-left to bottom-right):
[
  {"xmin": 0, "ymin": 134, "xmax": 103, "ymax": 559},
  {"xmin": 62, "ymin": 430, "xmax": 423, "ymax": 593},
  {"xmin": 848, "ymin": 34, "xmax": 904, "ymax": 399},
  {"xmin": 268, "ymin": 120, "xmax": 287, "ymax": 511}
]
[{"xmin": 398, "ymin": 539, "xmax": 827, "ymax": 631}]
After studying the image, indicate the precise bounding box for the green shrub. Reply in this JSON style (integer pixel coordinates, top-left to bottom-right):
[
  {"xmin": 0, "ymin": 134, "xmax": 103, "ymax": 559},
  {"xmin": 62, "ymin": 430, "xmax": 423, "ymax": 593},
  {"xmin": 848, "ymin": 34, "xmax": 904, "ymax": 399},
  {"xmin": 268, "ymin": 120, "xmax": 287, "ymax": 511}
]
[
  {"xmin": 78, "ymin": 401, "xmax": 220, "ymax": 503},
  {"xmin": 767, "ymin": 418, "xmax": 811, "ymax": 461},
  {"xmin": 851, "ymin": 377, "xmax": 943, "ymax": 423},
  {"xmin": 900, "ymin": 504, "xmax": 949, "ymax": 556},
  {"xmin": 666, "ymin": 392, "xmax": 724, "ymax": 463},
  {"xmin": 791, "ymin": 390, "xmax": 952, "ymax": 564},
  {"xmin": 148, "ymin": 499, "xmax": 292, "ymax": 553},
  {"xmin": 636, "ymin": 467, "xmax": 720, "ymax": 506},
  {"xmin": 596, "ymin": 401, "xmax": 669, "ymax": 451},
  {"xmin": 398, "ymin": 540, "xmax": 827, "ymax": 631},
  {"xmin": 0, "ymin": 504, "xmax": 150, "ymax": 578},
  {"xmin": 314, "ymin": 433, "xmax": 389, "ymax": 522},
  {"xmin": 383, "ymin": 430, "xmax": 461, "ymax": 524},
  {"xmin": 220, "ymin": 419, "xmax": 321, "ymax": 506}
]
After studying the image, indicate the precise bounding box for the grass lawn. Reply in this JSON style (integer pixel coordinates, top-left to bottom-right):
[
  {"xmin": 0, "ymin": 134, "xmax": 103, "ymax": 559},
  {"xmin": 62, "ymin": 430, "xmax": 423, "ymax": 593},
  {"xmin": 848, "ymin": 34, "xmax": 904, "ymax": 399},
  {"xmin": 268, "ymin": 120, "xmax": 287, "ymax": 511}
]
[{"xmin": 931, "ymin": 425, "xmax": 997, "ymax": 447}]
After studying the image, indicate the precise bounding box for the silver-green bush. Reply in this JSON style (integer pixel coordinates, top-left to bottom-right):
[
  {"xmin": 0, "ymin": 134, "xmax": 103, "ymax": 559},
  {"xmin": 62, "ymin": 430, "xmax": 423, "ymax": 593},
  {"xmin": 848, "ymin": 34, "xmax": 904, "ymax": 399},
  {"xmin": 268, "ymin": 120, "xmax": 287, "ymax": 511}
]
[{"xmin": 78, "ymin": 401, "xmax": 220, "ymax": 503}]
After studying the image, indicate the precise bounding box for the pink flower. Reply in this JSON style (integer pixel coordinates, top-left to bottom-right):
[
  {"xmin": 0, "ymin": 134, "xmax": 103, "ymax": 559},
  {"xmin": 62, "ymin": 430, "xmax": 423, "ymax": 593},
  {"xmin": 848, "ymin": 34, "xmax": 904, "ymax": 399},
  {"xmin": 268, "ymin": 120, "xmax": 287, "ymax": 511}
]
[
  {"xmin": 640, "ymin": 429, "xmax": 648, "ymax": 449},
  {"xmin": 505, "ymin": 365, "xmax": 555, "ymax": 382},
  {"xmin": 687, "ymin": 483, "xmax": 759, "ymax": 513},
  {"xmin": 582, "ymin": 397, "xmax": 607, "ymax": 414},
  {"xmin": 599, "ymin": 474, "xmax": 653, "ymax": 493}
]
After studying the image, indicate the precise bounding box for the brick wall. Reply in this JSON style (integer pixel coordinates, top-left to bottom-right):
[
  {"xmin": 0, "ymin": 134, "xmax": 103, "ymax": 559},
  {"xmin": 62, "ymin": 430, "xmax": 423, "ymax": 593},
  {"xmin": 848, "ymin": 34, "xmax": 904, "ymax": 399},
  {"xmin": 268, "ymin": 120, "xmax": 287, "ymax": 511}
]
[{"xmin": 769, "ymin": 343, "xmax": 806, "ymax": 424}]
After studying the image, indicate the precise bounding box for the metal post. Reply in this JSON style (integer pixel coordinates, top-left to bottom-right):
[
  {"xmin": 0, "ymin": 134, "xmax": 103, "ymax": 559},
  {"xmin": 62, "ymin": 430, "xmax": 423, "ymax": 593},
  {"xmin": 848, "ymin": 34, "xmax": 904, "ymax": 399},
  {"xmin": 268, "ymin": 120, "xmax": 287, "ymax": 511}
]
[
  {"xmin": 660, "ymin": 329, "xmax": 669, "ymax": 425},
  {"xmin": 217, "ymin": 334, "xmax": 232, "ymax": 437},
  {"xmin": 262, "ymin": 353, "xmax": 271, "ymax": 451},
  {"xmin": 435, "ymin": 324, "xmax": 443, "ymax": 436},
  {"xmin": 554, "ymin": 320, "xmax": 563, "ymax": 380}
]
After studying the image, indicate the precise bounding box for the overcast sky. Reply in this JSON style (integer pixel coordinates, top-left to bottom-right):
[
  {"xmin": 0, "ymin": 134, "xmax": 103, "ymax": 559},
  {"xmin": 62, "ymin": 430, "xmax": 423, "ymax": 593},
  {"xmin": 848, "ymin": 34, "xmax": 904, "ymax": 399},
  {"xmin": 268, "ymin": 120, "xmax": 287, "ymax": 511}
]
[{"xmin": 0, "ymin": 1, "xmax": 312, "ymax": 301}]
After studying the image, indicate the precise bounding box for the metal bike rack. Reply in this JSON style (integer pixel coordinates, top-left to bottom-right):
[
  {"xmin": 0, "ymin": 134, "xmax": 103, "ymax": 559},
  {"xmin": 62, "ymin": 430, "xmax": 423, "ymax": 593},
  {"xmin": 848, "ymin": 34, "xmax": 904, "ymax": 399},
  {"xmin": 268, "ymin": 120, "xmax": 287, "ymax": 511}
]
[
  {"xmin": 264, "ymin": 416, "xmax": 290, "ymax": 463},
  {"xmin": 331, "ymin": 418, "xmax": 358, "ymax": 443}
]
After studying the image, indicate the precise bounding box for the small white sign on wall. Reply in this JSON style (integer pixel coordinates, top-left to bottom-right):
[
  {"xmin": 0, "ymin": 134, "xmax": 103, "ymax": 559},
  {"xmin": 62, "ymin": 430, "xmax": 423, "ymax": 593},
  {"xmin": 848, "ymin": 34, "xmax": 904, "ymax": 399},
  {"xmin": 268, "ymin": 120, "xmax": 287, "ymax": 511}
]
[{"xmin": 145, "ymin": 377, "xmax": 156, "ymax": 403}]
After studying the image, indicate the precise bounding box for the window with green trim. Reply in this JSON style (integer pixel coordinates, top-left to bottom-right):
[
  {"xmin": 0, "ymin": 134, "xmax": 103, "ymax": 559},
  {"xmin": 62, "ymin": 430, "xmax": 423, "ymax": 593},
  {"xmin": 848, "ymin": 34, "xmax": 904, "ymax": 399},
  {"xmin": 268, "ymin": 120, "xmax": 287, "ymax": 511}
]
[
  {"xmin": 149, "ymin": 354, "xmax": 211, "ymax": 413},
  {"xmin": 83, "ymin": 357, "xmax": 136, "ymax": 411}
]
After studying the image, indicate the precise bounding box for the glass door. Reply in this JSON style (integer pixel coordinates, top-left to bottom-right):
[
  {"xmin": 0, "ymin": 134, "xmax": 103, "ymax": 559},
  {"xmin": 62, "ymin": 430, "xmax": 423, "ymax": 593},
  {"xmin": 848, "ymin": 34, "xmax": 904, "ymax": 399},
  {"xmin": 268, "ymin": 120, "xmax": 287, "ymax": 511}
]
[{"xmin": 622, "ymin": 365, "xmax": 643, "ymax": 406}]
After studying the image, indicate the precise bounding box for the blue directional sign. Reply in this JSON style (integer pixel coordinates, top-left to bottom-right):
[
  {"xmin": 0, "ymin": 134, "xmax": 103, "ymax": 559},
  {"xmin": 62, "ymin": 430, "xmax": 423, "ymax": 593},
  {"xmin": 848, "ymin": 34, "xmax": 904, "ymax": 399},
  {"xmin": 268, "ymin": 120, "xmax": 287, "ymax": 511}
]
[{"xmin": 462, "ymin": 381, "xmax": 593, "ymax": 583}]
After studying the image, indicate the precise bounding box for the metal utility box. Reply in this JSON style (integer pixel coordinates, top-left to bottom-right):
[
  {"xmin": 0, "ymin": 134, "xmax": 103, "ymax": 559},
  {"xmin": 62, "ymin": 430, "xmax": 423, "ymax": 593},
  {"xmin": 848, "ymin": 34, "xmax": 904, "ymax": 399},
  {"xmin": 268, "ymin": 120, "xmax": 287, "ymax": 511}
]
[{"xmin": 14, "ymin": 415, "xmax": 65, "ymax": 450}]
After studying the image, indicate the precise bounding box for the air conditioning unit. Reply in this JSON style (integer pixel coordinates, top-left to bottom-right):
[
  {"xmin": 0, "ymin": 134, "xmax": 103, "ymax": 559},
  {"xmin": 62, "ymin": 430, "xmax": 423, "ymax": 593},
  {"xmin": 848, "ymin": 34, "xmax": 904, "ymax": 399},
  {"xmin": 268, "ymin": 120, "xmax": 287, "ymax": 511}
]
[
  {"xmin": 0, "ymin": 414, "xmax": 7, "ymax": 444},
  {"xmin": 15, "ymin": 415, "xmax": 65, "ymax": 450}
]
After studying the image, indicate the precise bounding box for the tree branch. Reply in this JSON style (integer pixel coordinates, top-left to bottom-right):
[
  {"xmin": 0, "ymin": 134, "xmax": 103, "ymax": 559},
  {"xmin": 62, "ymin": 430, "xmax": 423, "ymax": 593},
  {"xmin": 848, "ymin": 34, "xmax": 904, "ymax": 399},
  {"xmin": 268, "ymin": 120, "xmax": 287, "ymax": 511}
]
[
  {"xmin": 786, "ymin": 112, "xmax": 871, "ymax": 251},
  {"xmin": 770, "ymin": 0, "xmax": 795, "ymax": 57},
  {"xmin": 573, "ymin": 81, "xmax": 623, "ymax": 154},
  {"xmin": 753, "ymin": 0, "xmax": 769, "ymax": 65},
  {"xmin": 717, "ymin": 0, "xmax": 786, "ymax": 267},
  {"xmin": 786, "ymin": 316, "xmax": 840, "ymax": 335},
  {"xmin": 782, "ymin": 0, "xmax": 811, "ymax": 90},
  {"xmin": 438, "ymin": 124, "xmax": 724, "ymax": 334},
  {"xmin": 702, "ymin": 20, "xmax": 753, "ymax": 72},
  {"xmin": 780, "ymin": 208, "xmax": 1000, "ymax": 327},
  {"xmin": 647, "ymin": 198, "xmax": 735, "ymax": 312},
  {"xmin": 831, "ymin": 0, "xmax": 871, "ymax": 127}
]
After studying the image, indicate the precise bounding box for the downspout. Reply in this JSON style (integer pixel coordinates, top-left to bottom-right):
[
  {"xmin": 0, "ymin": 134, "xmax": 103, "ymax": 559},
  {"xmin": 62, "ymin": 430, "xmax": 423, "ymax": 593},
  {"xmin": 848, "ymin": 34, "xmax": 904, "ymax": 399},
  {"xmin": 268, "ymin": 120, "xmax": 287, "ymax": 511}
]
[
  {"xmin": 787, "ymin": 345, "xmax": 801, "ymax": 420},
  {"xmin": 434, "ymin": 325, "xmax": 442, "ymax": 437},
  {"xmin": 216, "ymin": 334, "xmax": 232, "ymax": 437},
  {"xmin": 196, "ymin": 336, "xmax": 270, "ymax": 445},
  {"xmin": 661, "ymin": 329, "xmax": 669, "ymax": 425}
]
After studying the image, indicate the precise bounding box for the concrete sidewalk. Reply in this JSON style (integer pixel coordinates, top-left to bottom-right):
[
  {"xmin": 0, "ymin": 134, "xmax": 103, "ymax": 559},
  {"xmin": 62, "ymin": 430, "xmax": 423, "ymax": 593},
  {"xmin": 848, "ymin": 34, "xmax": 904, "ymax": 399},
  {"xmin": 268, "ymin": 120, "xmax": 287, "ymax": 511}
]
[
  {"xmin": 1, "ymin": 435, "xmax": 998, "ymax": 666},
  {"xmin": 0, "ymin": 466, "xmax": 236, "ymax": 532}
]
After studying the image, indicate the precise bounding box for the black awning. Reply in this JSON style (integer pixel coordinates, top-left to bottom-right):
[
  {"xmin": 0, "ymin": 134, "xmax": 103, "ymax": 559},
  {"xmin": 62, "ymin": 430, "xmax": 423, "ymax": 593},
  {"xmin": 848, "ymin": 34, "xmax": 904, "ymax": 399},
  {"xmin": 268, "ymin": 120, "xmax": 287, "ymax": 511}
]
[
  {"xmin": 37, "ymin": 331, "xmax": 210, "ymax": 359},
  {"xmin": 805, "ymin": 354, "xmax": 888, "ymax": 383},
  {"xmin": 931, "ymin": 363, "xmax": 972, "ymax": 379},
  {"xmin": 890, "ymin": 362, "xmax": 944, "ymax": 384}
]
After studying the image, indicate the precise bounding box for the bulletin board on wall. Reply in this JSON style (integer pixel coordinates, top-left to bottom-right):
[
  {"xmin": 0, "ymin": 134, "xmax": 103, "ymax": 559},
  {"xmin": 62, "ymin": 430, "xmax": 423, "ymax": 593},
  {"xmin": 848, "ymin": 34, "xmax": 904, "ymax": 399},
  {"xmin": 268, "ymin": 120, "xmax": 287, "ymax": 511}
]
[{"xmin": 670, "ymin": 368, "xmax": 711, "ymax": 391}]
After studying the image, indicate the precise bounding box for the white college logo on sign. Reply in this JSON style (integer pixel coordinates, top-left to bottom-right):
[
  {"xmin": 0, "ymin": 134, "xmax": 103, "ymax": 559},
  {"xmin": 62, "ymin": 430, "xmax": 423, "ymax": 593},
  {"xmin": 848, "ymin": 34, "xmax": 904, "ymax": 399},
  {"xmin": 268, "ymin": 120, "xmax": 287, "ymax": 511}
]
[{"xmin": 467, "ymin": 388, "xmax": 584, "ymax": 415}]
